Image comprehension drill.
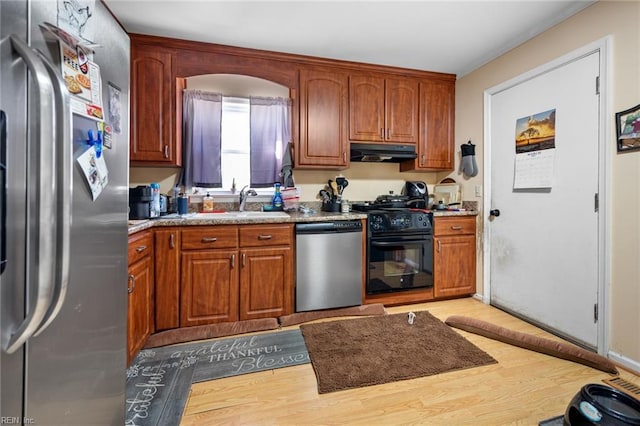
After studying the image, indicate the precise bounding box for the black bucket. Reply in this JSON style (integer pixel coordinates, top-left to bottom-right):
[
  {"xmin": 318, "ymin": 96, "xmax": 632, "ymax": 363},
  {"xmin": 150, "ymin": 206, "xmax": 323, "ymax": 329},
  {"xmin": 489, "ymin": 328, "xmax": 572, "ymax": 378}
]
[{"xmin": 564, "ymin": 383, "xmax": 640, "ymax": 425}]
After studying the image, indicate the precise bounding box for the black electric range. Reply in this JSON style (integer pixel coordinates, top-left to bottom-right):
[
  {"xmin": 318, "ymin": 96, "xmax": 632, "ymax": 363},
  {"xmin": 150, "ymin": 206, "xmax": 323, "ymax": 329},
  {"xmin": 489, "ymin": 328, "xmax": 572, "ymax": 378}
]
[{"xmin": 353, "ymin": 195, "xmax": 434, "ymax": 295}]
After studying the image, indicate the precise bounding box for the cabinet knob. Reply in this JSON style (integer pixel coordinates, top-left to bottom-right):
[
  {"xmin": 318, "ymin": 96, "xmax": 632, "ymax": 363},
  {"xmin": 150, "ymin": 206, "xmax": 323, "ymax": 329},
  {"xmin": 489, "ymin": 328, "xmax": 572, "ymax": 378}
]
[
  {"xmin": 201, "ymin": 237, "xmax": 218, "ymax": 243},
  {"xmin": 135, "ymin": 245, "xmax": 147, "ymax": 253},
  {"xmin": 164, "ymin": 145, "xmax": 169, "ymax": 158},
  {"xmin": 128, "ymin": 274, "xmax": 135, "ymax": 293},
  {"xmin": 257, "ymin": 235, "xmax": 272, "ymax": 240}
]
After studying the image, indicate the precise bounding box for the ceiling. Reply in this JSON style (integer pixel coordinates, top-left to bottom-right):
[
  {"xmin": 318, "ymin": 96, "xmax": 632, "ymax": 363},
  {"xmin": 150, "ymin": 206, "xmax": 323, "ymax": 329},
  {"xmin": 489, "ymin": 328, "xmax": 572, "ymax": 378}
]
[{"xmin": 104, "ymin": 0, "xmax": 595, "ymax": 77}]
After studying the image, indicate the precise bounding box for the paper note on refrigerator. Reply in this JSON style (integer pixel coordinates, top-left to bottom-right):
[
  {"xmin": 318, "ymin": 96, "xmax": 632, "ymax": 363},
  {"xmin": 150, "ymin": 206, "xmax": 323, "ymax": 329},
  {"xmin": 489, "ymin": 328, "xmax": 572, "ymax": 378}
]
[
  {"xmin": 60, "ymin": 40, "xmax": 104, "ymax": 121},
  {"xmin": 77, "ymin": 145, "xmax": 108, "ymax": 201}
]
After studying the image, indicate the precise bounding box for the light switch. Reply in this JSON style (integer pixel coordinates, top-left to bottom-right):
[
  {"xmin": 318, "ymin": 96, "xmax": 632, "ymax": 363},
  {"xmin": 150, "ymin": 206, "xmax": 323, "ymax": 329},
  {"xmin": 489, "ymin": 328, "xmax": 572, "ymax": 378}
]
[{"xmin": 475, "ymin": 185, "xmax": 482, "ymax": 197}]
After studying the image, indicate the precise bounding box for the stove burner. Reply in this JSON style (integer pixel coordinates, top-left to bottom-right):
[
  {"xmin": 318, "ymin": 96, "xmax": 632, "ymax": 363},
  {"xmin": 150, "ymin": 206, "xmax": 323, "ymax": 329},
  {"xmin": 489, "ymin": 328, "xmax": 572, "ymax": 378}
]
[
  {"xmin": 375, "ymin": 194, "xmax": 410, "ymax": 203},
  {"xmin": 352, "ymin": 196, "xmax": 427, "ymax": 211}
]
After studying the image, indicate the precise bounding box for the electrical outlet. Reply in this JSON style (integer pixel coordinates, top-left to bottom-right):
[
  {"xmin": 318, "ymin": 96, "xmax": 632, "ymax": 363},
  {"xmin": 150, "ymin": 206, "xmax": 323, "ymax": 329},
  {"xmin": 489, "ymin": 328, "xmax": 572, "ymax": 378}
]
[{"xmin": 475, "ymin": 185, "xmax": 482, "ymax": 197}]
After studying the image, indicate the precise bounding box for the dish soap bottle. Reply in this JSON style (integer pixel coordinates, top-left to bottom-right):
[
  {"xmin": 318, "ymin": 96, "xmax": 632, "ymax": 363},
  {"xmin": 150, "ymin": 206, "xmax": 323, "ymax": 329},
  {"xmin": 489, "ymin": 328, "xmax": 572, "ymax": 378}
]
[
  {"xmin": 272, "ymin": 183, "xmax": 283, "ymax": 209},
  {"xmin": 202, "ymin": 192, "xmax": 214, "ymax": 212}
]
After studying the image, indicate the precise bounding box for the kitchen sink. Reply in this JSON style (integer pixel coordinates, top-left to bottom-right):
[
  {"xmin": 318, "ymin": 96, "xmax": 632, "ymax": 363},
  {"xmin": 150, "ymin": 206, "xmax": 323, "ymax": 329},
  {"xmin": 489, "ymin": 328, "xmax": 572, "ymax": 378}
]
[{"xmin": 191, "ymin": 211, "xmax": 289, "ymax": 219}]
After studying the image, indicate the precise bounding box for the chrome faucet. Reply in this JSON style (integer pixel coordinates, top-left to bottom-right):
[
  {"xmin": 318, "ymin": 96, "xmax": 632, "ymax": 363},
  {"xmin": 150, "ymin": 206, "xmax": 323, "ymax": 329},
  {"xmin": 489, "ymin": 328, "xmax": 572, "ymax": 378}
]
[{"xmin": 238, "ymin": 185, "xmax": 257, "ymax": 211}]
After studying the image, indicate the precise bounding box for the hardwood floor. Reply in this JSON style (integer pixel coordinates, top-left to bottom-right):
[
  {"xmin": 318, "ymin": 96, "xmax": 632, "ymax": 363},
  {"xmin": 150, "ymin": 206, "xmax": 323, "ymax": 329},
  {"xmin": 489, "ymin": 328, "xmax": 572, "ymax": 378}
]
[{"xmin": 180, "ymin": 298, "xmax": 640, "ymax": 425}]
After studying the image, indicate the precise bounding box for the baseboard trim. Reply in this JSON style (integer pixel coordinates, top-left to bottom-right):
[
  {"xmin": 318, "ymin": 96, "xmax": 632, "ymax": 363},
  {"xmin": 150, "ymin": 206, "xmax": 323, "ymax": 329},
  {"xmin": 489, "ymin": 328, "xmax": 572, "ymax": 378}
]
[{"xmin": 608, "ymin": 350, "xmax": 640, "ymax": 375}]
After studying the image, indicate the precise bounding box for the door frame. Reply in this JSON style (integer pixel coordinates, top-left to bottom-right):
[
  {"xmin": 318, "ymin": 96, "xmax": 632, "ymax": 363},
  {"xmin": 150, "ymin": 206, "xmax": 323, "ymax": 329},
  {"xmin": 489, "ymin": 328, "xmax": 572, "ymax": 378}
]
[{"xmin": 482, "ymin": 36, "xmax": 612, "ymax": 354}]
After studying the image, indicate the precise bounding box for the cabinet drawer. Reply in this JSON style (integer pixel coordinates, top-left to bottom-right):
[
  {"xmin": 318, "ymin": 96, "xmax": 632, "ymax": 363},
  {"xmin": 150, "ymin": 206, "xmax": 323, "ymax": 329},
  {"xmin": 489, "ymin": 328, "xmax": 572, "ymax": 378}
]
[
  {"xmin": 434, "ymin": 216, "xmax": 476, "ymax": 236},
  {"xmin": 182, "ymin": 226, "xmax": 238, "ymax": 250},
  {"xmin": 239, "ymin": 224, "xmax": 292, "ymax": 247},
  {"xmin": 128, "ymin": 231, "xmax": 154, "ymax": 265}
]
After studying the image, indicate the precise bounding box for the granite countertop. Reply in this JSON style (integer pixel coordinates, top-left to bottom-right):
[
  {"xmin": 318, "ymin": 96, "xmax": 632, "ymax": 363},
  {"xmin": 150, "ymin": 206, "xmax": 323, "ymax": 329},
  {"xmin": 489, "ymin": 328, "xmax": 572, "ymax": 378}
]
[
  {"xmin": 128, "ymin": 210, "xmax": 368, "ymax": 234},
  {"xmin": 431, "ymin": 210, "xmax": 479, "ymax": 217},
  {"xmin": 128, "ymin": 208, "xmax": 479, "ymax": 234}
]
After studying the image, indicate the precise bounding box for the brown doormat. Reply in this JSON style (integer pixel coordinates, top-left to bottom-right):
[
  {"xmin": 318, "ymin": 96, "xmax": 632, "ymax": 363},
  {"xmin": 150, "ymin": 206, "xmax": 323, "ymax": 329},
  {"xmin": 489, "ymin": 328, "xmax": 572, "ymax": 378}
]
[
  {"xmin": 278, "ymin": 303, "xmax": 387, "ymax": 327},
  {"xmin": 300, "ymin": 310, "xmax": 497, "ymax": 394}
]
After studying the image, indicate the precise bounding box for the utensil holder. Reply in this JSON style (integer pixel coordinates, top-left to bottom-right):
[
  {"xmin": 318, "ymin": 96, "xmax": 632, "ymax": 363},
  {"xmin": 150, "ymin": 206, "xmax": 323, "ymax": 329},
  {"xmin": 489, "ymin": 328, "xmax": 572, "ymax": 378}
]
[{"xmin": 322, "ymin": 201, "xmax": 340, "ymax": 212}]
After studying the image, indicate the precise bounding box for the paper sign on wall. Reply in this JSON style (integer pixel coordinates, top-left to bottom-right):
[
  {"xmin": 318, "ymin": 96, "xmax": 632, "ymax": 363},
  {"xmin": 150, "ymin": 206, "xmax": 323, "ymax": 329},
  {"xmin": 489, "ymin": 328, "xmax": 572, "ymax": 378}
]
[{"xmin": 513, "ymin": 108, "xmax": 556, "ymax": 189}]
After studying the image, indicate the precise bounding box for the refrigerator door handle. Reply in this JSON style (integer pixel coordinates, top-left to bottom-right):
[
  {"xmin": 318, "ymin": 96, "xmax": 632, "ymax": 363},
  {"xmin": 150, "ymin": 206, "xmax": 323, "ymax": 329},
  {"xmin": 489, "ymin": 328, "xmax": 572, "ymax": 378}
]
[
  {"xmin": 4, "ymin": 35, "xmax": 57, "ymax": 354},
  {"xmin": 33, "ymin": 49, "xmax": 72, "ymax": 336},
  {"xmin": 1, "ymin": 111, "xmax": 6, "ymax": 274}
]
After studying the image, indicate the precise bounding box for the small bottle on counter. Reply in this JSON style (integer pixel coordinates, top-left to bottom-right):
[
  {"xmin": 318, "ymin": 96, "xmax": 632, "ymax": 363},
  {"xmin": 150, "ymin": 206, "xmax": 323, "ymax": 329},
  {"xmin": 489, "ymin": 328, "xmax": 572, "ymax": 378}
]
[
  {"xmin": 202, "ymin": 192, "xmax": 214, "ymax": 212},
  {"xmin": 150, "ymin": 183, "xmax": 160, "ymax": 218},
  {"xmin": 272, "ymin": 183, "xmax": 283, "ymax": 209},
  {"xmin": 172, "ymin": 185, "xmax": 180, "ymax": 213},
  {"xmin": 341, "ymin": 199, "xmax": 350, "ymax": 213},
  {"xmin": 178, "ymin": 193, "xmax": 189, "ymax": 215}
]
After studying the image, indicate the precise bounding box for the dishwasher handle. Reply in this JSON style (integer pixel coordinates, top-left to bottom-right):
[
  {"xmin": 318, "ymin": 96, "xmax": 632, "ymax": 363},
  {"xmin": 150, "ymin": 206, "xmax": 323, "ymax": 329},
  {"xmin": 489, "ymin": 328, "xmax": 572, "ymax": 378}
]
[{"xmin": 295, "ymin": 221, "xmax": 362, "ymax": 234}]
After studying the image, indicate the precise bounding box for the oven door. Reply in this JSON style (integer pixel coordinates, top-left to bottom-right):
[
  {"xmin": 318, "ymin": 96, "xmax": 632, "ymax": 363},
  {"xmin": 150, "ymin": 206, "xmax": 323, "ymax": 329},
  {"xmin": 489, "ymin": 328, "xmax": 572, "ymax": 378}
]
[{"xmin": 367, "ymin": 233, "xmax": 433, "ymax": 294}]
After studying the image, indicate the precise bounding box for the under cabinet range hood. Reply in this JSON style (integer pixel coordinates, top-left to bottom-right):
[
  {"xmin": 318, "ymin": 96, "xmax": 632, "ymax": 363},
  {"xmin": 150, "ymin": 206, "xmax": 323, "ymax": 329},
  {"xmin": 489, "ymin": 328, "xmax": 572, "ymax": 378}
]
[{"xmin": 350, "ymin": 143, "xmax": 418, "ymax": 162}]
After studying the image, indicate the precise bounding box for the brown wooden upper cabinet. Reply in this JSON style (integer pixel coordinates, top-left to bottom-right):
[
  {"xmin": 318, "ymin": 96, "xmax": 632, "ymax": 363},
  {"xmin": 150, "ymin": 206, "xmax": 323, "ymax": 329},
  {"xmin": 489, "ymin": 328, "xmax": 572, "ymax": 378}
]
[
  {"xmin": 298, "ymin": 67, "xmax": 349, "ymax": 169},
  {"xmin": 128, "ymin": 34, "xmax": 455, "ymax": 169},
  {"xmin": 130, "ymin": 43, "xmax": 182, "ymax": 166},
  {"xmin": 401, "ymin": 79, "xmax": 455, "ymax": 172},
  {"xmin": 349, "ymin": 75, "xmax": 418, "ymax": 144}
]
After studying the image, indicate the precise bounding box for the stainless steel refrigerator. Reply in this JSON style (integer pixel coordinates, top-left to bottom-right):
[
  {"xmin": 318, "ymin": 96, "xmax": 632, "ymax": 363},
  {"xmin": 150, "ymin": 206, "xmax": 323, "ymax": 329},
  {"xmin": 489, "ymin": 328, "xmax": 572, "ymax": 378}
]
[{"xmin": 1, "ymin": 1, "xmax": 129, "ymax": 423}]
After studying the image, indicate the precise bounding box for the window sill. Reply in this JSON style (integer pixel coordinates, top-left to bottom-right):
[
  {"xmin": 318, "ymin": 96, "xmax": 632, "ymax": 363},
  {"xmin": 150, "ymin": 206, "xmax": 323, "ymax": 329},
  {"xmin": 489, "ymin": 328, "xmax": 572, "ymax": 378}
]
[{"xmin": 189, "ymin": 193, "xmax": 273, "ymax": 203}]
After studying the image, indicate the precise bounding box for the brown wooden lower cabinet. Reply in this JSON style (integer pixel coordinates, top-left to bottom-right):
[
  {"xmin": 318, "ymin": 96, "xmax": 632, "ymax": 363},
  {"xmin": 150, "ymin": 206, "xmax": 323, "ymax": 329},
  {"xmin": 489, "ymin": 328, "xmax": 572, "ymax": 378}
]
[
  {"xmin": 433, "ymin": 216, "xmax": 476, "ymax": 298},
  {"xmin": 240, "ymin": 246, "xmax": 293, "ymax": 320},
  {"xmin": 178, "ymin": 224, "xmax": 294, "ymax": 327},
  {"xmin": 181, "ymin": 249, "xmax": 239, "ymax": 326},
  {"xmin": 154, "ymin": 228, "xmax": 181, "ymax": 330},
  {"xmin": 127, "ymin": 231, "xmax": 154, "ymax": 365}
]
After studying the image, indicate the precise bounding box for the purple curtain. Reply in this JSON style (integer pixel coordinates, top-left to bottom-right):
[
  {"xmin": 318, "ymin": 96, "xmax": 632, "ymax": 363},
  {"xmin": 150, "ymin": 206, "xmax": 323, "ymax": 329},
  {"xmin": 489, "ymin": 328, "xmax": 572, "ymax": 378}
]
[
  {"xmin": 181, "ymin": 90, "xmax": 222, "ymax": 188},
  {"xmin": 249, "ymin": 96, "xmax": 291, "ymax": 186}
]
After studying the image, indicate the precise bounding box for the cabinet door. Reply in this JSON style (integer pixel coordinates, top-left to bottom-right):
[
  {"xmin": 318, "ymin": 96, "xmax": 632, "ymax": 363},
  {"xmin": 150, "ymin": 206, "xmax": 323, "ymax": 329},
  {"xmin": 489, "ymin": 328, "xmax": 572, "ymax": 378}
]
[
  {"xmin": 130, "ymin": 44, "xmax": 181, "ymax": 165},
  {"xmin": 239, "ymin": 247, "xmax": 293, "ymax": 320},
  {"xmin": 127, "ymin": 256, "xmax": 154, "ymax": 365},
  {"xmin": 180, "ymin": 250, "xmax": 239, "ymax": 326},
  {"xmin": 405, "ymin": 79, "xmax": 455, "ymax": 171},
  {"xmin": 433, "ymin": 235, "xmax": 476, "ymax": 298},
  {"xmin": 385, "ymin": 78, "xmax": 418, "ymax": 143},
  {"xmin": 298, "ymin": 68, "xmax": 349, "ymax": 168},
  {"xmin": 349, "ymin": 75, "xmax": 385, "ymax": 142},
  {"xmin": 154, "ymin": 228, "xmax": 181, "ymax": 331}
]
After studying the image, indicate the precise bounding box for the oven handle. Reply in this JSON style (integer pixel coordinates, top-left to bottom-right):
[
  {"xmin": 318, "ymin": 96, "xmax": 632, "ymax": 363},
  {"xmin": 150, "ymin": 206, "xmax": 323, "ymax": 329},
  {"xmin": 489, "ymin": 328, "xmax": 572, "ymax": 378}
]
[{"xmin": 371, "ymin": 239, "xmax": 429, "ymax": 247}]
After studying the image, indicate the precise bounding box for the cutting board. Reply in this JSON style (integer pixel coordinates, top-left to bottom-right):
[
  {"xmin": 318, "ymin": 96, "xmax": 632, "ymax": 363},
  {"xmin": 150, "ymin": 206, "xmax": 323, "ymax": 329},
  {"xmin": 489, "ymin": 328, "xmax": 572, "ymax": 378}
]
[{"xmin": 433, "ymin": 183, "xmax": 462, "ymax": 205}]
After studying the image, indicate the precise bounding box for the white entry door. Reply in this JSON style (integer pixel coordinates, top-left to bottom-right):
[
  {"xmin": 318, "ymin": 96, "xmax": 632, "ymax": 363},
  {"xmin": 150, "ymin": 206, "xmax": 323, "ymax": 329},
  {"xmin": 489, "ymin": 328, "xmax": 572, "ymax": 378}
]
[{"xmin": 487, "ymin": 50, "xmax": 601, "ymax": 348}]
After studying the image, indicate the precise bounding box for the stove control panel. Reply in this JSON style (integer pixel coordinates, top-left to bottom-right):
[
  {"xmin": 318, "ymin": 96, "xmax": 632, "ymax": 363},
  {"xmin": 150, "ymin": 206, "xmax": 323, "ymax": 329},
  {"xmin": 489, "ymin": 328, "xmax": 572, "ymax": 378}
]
[{"xmin": 368, "ymin": 211, "xmax": 432, "ymax": 234}]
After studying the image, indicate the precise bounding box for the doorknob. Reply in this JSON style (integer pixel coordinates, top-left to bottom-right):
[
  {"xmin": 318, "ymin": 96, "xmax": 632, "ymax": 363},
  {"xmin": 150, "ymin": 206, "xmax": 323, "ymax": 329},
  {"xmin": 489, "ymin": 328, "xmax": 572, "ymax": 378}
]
[{"xmin": 489, "ymin": 209, "xmax": 501, "ymax": 217}]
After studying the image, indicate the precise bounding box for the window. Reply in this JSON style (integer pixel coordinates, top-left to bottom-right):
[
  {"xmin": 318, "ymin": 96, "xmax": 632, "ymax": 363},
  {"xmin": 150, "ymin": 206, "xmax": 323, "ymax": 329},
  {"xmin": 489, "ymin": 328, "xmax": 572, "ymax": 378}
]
[
  {"xmin": 182, "ymin": 89, "xmax": 291, "ymax": 195},
  {"xmin": 220, "ymin": 97, "xmax": 250, "ymax": 192}
]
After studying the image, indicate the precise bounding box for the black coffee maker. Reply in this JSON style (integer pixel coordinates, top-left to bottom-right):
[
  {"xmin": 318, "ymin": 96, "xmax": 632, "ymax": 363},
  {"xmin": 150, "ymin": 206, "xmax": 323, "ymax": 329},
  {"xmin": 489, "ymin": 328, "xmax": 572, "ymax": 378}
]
[{"xmin": 129, "ymin": 185, "xmax": 153, "ymax": 219}]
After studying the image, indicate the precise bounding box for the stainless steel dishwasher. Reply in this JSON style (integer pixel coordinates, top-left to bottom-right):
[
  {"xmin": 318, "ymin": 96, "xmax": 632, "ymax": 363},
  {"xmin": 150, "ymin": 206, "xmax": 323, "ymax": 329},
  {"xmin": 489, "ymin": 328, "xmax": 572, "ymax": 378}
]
[{"xmin": 295, "ymin": 220, "xmax": 363, "ymax": 312}]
